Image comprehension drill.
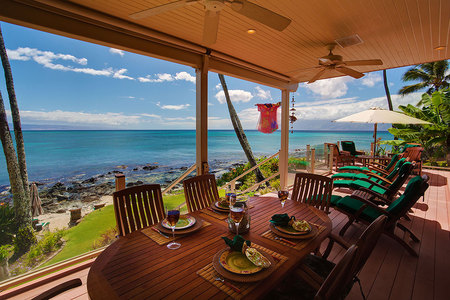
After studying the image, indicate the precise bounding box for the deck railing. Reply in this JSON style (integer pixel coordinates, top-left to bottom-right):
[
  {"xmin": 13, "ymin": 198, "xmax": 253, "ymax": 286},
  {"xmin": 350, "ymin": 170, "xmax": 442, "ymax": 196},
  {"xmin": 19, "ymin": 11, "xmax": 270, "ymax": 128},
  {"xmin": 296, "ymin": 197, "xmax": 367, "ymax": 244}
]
[
  {"xmin": 219, "ymin": 150, "xmax": 280, "ymax": 194},
  {"xmin": 162, "ymin": 163, "xmax": 197, "ymax": 195}
]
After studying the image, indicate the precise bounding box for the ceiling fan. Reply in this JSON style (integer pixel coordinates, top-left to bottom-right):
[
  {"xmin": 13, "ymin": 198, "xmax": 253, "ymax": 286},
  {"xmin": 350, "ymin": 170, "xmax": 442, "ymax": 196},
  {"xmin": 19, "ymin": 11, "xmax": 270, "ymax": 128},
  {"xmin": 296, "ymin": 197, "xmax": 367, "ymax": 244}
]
[
  {"xmin": 129, "ymin": 0, "xmax": 291, "ymax": 45},
  {"xmin": 307, "ymin": 44, "xmax": 383, "ymax": 84}
]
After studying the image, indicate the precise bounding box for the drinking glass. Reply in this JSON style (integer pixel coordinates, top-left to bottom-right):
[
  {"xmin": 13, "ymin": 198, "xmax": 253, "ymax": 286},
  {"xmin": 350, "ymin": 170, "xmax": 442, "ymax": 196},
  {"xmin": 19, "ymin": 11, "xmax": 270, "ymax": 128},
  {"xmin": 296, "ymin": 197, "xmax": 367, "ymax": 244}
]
[
  {"xmin": 278, "ymin": 189, "xmax": 289, "ymax": 208},
  {"xmin": 166, "ymin": 209, "xmax": 181, "ymax": 249},
  {"xmin": 230, "ymin": 203, "xmax": 245, "ymax": 236},
  {"xmin": 228, "ymin": 193, "xmax": 237, "ymax": 207}
]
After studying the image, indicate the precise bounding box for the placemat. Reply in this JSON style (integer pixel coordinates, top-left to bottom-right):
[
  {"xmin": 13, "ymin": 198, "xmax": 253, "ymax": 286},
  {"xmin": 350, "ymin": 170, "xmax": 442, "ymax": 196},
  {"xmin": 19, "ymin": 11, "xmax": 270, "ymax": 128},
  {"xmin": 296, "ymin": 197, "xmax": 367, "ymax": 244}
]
[
  {"xmin": 201, "ymin": 208, "xmax": 229, "ymax": 220},
  {"xmin": 261, "ymin": 223, "xmax": 326, "ymax": 250},
  {"xmin": 141, "ymin": 221, "xmax": 211, "ymax": 245},
  {"xmin": 197, "ymin": 244, "xmax": 288, "ymax": 299}
]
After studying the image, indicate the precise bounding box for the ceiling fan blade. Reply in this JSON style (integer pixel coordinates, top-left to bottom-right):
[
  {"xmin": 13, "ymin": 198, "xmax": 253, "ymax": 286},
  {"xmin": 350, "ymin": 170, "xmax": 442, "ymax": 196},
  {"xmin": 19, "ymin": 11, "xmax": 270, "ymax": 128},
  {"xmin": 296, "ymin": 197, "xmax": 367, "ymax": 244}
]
[
  {"xmin": 308, "ymin": 68, "xmax": 327, "ymax": 84},
  {"xmin": 203, "ymin": 10, "xmax": 220, "ymax": 45},
  {"xmin": 337, "ymin": 66, "xmax": 364, "ymax": 79},
  {"xmin": 129, "ymin": 0, "xmax": 194, "ymax": 19},
  {"xmin": 230, "ymin": 0, "xmax": 291, "ymax": 31},
  {"xmin": 319, "ymin": 57, "xmax": 334, "ymax": 65},
  {"xmin": 344, "ymin": 59, "xmax": 383, "ymax": 66}
]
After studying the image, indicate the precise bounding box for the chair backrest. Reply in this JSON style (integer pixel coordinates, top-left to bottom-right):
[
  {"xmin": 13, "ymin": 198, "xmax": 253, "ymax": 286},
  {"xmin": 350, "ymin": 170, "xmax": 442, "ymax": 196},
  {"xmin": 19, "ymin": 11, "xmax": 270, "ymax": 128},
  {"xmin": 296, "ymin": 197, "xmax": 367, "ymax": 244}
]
[
  {"xmin": 315, "ymin": 245, "xmax": 359, "ymax": 300},
  {"xmin": 341, "ymin": 141, "xmax": 357, "ymax": 156},
  {"xmin": 400, "ymin": 143, "xmax": 422, "ymax": 153},
  {"xmin": 384, "ymin": 162, "xmax": 414, "ymax": 200},
  {"xmin": 354, "ymin": 215, "xmax": 387, "ymax": 274},
  {"xmin": 386, "ymin": 175, "xmax": 430, "ymax": 223},
  {"xmin": 183, "ymin": 174, "xmax": 220, "ymax": 212},
  {"xmin": 291, "ymin": 172, "xmax": 332, "ymax": 213},
  {"xmin": 384, "ymin": 154, "xmax": 400, "ymax": 172},
  {"xmin": 385, "ymin": 157, "xmax": 406, "ymax": 181},
  {"xmin": 113, "ymin": 184, "xmax": 165, "ymax": 236},
  {"xmin": 405, "ymin": 147, "xmax": 423, "ymax": 162}
]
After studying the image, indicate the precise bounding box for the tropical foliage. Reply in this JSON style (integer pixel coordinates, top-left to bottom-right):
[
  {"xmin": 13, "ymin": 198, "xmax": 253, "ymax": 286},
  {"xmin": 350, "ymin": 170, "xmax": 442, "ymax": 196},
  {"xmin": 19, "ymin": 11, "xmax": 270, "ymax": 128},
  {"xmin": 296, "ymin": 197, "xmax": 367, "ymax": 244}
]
[
  {"xmin": 399, "ymin": 60, "xmax": 450, "ymax": 96},
  {"xmin": 382, "ymin": 88, "xmax": 450, "ymax": 165}
]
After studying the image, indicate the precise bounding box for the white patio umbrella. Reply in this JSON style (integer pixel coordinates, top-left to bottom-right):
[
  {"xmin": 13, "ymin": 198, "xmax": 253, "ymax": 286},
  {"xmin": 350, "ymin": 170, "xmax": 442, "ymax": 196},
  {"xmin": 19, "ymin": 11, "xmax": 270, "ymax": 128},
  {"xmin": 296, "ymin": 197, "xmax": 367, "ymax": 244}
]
[{"xmin": 333, "ymin": 107, "xmax": 431, "ymax": 154}]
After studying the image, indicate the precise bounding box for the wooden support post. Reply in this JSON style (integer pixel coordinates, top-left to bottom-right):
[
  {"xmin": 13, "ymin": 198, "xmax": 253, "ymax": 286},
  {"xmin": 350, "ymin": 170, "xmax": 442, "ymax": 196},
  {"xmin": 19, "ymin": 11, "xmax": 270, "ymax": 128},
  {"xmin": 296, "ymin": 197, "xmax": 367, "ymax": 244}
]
[
  {"xmin": 115, "ymin": 173, "xmax": 125, "ymax": 192},
  {"xmin": 324, "ymin": 143, "xmax": 327, "ymax": 163},
  {"xmin": 306, "ymin": 145, "xmax": 310, "ymax": 162},
  {"xmin": 328, "ymin": 145, "xmax": 334, "ymax": 171},
  {"xmin": 196, "ymin": 55, "xmax": 209, "ymax": 175},
  {"xmin": 311, "ymin": 149, "xmax": 315, "ymax": 174},
  {"xmin": 279, "ymin": 89, "xmax": 289, "ymax": 189}
]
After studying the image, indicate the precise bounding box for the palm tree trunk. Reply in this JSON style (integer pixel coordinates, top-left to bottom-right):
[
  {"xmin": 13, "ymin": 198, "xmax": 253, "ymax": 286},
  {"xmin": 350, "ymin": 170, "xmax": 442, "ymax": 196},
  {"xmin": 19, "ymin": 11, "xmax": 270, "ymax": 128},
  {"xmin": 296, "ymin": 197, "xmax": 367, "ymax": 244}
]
[
  {"xmin": 218, "ymin": 74, "xmax": 265, "ymax": 182},
  {"xmin": 0, "ymin": 91, "xmax": 30, "ymax": 227},
  {"xmin": 383, "ymin": 70, "xmax": 393, "ymax": 111},
  {"xmin": 0, "ymin": 25, "xmax": 29, "ymax": 198}
]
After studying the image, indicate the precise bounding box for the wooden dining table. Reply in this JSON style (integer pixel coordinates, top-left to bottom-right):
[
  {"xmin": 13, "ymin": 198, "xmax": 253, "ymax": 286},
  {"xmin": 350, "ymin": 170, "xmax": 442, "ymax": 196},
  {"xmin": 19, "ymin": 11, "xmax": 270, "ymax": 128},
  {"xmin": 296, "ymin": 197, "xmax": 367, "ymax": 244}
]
[{"xmin": 87, "ymin": 196, "xmax": 332, "ymax": 299}]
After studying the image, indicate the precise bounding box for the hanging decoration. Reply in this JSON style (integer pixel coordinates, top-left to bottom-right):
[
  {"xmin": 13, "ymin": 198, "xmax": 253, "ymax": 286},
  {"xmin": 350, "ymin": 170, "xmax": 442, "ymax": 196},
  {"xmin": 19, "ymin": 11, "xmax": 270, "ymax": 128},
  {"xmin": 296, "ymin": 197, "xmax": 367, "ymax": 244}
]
[
  {"xmin": 289, "ymin": 95, "xmax": 297, "ymax": 133},
  {"xmin": 256, "ymin": 103, "xmax": 281, "ymax": 134}
]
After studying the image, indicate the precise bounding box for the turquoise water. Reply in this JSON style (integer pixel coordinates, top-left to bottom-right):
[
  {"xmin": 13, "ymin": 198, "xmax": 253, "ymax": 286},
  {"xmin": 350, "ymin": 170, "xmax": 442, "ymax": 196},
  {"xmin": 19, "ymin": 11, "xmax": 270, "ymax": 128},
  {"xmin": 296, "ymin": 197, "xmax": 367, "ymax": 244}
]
[{"xmin": 0, "ymin": 130, "xmax": 392, "ymax": 187}]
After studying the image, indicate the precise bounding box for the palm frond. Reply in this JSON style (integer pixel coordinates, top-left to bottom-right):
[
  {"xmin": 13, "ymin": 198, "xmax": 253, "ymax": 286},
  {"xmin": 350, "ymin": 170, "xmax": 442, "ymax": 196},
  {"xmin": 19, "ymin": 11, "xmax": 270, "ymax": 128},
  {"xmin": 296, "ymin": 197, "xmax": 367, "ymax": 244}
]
[{"xmin": 399, "ymin": 83, "xmax": 428, "ymax": 95}]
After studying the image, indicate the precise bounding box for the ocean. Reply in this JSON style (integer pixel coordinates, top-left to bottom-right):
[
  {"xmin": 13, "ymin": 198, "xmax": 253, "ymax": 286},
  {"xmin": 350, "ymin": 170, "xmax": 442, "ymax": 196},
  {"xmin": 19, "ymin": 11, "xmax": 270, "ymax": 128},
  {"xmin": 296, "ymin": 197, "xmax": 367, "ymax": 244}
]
[{"xmin": 0, "ymin": 130, "xmax": 392, "ymax": 189}]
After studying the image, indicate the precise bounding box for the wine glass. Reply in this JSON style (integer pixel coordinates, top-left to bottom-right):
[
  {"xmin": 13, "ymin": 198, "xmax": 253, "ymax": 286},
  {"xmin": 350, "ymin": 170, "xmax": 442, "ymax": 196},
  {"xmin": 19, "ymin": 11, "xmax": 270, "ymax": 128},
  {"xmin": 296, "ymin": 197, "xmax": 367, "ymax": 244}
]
[
  {"xmin": 278, "ymin": 189, "xmax": 289, "ymax": 208},
  {"xmin": 228, "ymin": 193, "xmax": 237, "ymax": 208},
  {"xmin": 230, "ymin": 203, "xmax": 245, "ymax": 236},
  {"xmin": 166, "ymin": 209, "xmax": 181, "ymax": 250}
]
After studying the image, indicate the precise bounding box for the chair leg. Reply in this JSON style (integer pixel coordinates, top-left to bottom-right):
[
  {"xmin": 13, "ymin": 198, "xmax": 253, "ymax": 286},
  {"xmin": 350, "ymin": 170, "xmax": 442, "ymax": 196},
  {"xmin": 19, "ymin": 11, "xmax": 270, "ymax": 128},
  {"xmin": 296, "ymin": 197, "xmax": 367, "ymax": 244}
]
[
  {"xmin": 385, "ymin": 231, "xmax": 418, "ymax": 257},
  {"xmin": 322, "ymin": 239, "xmax": 334, "ymax": 259},
  {"xmin": 339, "ymin": 219, "xmax": 353, "ymax": 236},
  {"xmin": 397, "ymin": 223, "xmax": 420, "ymax": 243}
]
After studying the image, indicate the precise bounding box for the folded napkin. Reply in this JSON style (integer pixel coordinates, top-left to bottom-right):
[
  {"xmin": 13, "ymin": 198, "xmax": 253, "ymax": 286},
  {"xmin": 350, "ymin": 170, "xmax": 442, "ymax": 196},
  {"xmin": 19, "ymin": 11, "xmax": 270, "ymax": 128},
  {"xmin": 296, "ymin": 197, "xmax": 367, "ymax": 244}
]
[
  {"xmin": 270, "ymin": 213, "xmax": 295, "ymax": 227},
  {"xmin": 222, "ymin": 235, "xmax": 251, "ymax": 252}
]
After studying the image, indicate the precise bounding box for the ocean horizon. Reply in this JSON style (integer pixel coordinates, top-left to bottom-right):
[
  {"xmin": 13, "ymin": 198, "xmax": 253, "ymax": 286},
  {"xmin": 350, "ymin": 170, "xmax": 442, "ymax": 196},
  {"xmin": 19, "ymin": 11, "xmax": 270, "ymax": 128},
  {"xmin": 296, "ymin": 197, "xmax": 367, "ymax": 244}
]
[{"xmin": 0, "ymin": 129, "xmax": 393, "ymax": 189}]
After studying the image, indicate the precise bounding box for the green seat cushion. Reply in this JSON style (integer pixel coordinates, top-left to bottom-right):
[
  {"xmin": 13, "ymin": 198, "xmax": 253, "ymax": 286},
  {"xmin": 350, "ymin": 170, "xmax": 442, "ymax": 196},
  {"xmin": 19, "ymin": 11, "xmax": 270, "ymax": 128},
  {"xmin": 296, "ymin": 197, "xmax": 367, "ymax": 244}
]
[
  {"xmin": 330, "ymin": 195, "xmax": 342, "ymax": 206},
  {"xmin": 338, "ymin": 166, "xmax": 369, "ymax": 172},
  {"xmin": 349, "ymin": 179, "xmax": 387, "ymax": 194},
  {"xmin": 332, "ymin": 172, "xmax": 368, "ymax": 180},
  {"xmin": 333, "ymin": 180, "xmax": 354, "ymax": 188},
  {"xmin": 336, "ymin": 196, "xmax": 382, "ymax": 222}
]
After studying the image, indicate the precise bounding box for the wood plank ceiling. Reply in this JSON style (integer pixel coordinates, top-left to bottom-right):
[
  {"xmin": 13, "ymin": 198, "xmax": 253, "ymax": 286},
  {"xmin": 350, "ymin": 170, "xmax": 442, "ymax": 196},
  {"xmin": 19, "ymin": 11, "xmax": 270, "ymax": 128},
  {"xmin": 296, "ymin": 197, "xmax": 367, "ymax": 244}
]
[{"xmin": 2, "ymin": 0, "xmax": 450, "ymax": 85}]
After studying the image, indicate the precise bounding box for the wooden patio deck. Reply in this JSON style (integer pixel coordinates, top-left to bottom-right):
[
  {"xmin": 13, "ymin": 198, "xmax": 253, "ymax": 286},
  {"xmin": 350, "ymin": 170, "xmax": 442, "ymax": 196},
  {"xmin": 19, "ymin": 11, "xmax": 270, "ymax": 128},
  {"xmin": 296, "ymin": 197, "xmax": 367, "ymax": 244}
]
[{"xmin": 1, "ymin": 169, "xmax": 448, "ymax": 300}]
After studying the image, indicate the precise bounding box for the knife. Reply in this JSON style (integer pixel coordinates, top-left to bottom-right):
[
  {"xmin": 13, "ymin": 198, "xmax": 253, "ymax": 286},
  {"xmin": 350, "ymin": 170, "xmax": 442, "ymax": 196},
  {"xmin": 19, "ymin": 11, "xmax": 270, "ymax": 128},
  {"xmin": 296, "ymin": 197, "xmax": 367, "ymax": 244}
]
[{"xmin": 151, "ymin": 227, "xmax": 169, "ymax": 238}]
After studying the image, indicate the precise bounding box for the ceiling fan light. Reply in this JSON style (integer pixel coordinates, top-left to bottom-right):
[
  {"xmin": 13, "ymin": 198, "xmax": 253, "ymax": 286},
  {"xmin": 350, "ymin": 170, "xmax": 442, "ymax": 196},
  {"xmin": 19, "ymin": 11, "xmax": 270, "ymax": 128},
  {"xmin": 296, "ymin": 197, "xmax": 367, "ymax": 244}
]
[{"xmin": 247, "ymin": 29, "xmax": 256, "ymax": 34}]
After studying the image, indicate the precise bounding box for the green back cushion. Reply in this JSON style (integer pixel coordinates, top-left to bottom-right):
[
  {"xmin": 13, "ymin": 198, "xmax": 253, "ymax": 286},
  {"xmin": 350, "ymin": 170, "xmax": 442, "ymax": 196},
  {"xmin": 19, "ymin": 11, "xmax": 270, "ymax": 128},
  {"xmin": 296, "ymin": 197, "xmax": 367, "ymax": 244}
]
[
  {"xmin": 332, "ymin": 173, "xmax": 369, "ymax": 180},
  {"xmin": 338, "ymin": 166, "xmax": 369, "ymax": 172},
  {"xmin": 385, "ymin": 154, "xmax": 399, "ymax": 170},
  {"xmin": 388, "ymin": 162, "xmax": 412, "ymax": 192},
  {"xmin": 341, "ymin": 141, "xmax": 357, "ymax": 155},
  {"xmin": 386, "ymin": 176, "xmax": 424, "ymax": 215},
  {"xmin": 330, "ymin": 195, "xmax": 342, "ymax": 206},
  {"xmin": 385, "ymin": 158, "xmax": 406, "ymax": 180},
  {"xmin": 401, "ymin": 144, "xmax": 420, "ymax": 153},
  {"xmin": 349, "ymin": 180, "xmax": 386, "ymax": 194}
]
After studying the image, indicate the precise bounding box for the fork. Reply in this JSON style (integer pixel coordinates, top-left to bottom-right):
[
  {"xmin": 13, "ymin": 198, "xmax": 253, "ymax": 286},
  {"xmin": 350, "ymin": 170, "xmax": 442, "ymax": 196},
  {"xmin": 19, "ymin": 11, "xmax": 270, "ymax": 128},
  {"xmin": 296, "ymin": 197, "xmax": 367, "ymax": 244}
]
[
  {"xmin": 274, "ymin": 236, "xmax": 296, "ymax": 246},
  {"xmin": 215, "ymin": 277, "xmax": 241, "ymax": 293}
]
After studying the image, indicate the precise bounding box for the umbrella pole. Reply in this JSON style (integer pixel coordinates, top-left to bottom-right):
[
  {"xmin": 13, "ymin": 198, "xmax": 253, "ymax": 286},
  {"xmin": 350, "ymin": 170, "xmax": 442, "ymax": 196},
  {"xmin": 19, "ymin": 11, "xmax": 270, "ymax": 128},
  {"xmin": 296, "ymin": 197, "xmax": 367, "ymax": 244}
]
[{"xmin": 373, "ymin": 123, "xmax": 378, "ymax": 156}]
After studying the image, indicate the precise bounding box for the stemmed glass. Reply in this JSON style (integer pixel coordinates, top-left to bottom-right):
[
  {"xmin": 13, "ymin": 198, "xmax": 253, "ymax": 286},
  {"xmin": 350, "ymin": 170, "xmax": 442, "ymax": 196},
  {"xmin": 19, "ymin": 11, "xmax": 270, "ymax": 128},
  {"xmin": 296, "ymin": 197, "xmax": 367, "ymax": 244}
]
[
  {"xmin": 228, "ymin": 193, "xmax": 237, "ymax": 208},
  {"xmin": 166, "ymin": 208, "xmax": 181, "ymax": 250},
  {"xmin": 278, "ymin": 189, "xmax": 289, "ymax": 208},
  {"xmin": 230, "ymin": 203, "xmax": 245, "ymax": 236}
]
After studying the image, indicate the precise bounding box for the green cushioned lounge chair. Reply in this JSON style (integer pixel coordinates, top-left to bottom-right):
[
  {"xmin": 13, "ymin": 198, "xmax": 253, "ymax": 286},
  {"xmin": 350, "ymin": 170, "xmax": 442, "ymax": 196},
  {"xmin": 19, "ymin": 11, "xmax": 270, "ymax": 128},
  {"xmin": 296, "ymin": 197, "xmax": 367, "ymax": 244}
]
[
  {"xmin": 334, "ymin": 175, "xmax": 429, "ymax": 256},
  {"xmin": 331, "ymin": 162, "xmax": 414, "ymax": 207},
  {"xmin": 333, "ymin": 158, "xmax": 406, "ymax": 185},
  {"xmin": 338, "ymin": 153, "xmax": 400, "ymax": 174}
]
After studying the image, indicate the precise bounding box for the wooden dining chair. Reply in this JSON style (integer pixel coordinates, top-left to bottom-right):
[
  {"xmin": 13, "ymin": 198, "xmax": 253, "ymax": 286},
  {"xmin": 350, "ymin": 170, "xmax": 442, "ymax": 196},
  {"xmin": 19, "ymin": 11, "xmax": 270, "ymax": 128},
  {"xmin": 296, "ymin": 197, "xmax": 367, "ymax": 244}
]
[
  {"xmin": 325, "ymin": 143, "xmax": 353, "ymax": 171},
  {"xmin": 291, "ymin": 172, "xmax": 335, "ymax": 213},
  {"xmin": 183, "ymin": 174, "xmax": 220, "ymax": 212},
  {"xmin": 113, "ymin": 184, "xmax": 165, "ymax": 236}
]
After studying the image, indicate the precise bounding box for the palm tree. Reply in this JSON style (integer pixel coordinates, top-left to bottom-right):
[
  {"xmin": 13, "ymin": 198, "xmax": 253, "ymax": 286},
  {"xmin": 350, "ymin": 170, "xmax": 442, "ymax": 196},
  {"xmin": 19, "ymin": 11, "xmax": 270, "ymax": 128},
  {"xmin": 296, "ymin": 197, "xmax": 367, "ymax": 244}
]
[
  {"xmin": 383, "ymin": 70, "xmax": 393, "ymax": 110},
  {"xmin": 218, "ymin": 74, "xmax": 265, "ymax": 183},
  {"xmin": 0, "ymin": 25, "xmax": 34, "ymax": 254},
  {"xmin": 399, "ymin": 60, "xmax": 450, "ymax": 96}
]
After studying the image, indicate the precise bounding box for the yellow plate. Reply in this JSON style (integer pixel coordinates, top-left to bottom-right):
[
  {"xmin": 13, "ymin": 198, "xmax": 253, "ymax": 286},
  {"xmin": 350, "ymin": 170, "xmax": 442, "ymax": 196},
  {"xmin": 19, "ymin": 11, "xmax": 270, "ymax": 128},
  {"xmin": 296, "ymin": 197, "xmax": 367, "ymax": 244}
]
[{"xmin": 219, "ymin": 250, "xmax": 262, "ymax": 274}]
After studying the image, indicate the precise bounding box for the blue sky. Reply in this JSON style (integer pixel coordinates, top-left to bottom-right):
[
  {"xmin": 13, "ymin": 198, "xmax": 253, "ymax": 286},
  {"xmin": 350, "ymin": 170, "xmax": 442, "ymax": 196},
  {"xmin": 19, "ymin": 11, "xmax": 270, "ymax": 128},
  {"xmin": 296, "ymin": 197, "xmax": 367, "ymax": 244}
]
[{"xmin": 0, "ymin": 21, "xmax": 423, "ymax": 131}]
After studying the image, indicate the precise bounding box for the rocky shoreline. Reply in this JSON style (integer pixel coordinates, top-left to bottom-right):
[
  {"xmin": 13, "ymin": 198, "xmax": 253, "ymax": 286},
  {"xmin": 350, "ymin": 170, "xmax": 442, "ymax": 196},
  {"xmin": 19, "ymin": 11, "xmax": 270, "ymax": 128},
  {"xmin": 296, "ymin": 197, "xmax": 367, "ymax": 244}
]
[{"xmin": 0, "ymin": 159, "xmax": 246, "ymax": 215}]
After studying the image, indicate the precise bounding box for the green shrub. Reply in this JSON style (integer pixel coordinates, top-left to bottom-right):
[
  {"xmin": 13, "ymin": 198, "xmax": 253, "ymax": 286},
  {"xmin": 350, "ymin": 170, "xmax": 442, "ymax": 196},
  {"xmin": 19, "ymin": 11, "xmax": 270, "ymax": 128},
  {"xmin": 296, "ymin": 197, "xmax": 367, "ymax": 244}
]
[
  {"xmin": 25, "ymin": 230, "xmax": 64, "ymax": 265},
  {"xmin": 92, "ymin": 227, "xmax": 118, "ymax": 249},
  {"xmin": 14, "ymin": 226, "xmax": 37, "ymax": 256},
  {"xmin": 0, "ymin": 245, "xmax": 12, "ymax": 263},
  {"xmin": 0, "ymin": 202, "xmax": 15, "ymax": 244},
  {"xmin": 288, "ymin": 157, "xmax": 309, "ymax": 169}
]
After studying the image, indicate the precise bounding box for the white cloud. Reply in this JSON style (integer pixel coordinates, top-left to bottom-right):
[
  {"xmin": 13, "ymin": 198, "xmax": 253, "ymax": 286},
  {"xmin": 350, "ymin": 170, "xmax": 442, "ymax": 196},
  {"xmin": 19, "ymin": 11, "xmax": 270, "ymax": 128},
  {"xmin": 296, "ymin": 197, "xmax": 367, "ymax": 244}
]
[
  {"xmin": 113, "ymin": 68, "xmax": 134, "ymax": 80},
  {"xmin": 208, "ymin": 102, "xmax": 214, "ymax": 106},
  {"xmin": 109, "ymin": 48, "xmax": 124, "ymax": 57},
  {"xmin": 138, "ymin": 71, "xmax": 195, "ymax": 83},
  {"xmin": 165, "ymin": 117, "xmax": 196, "ymax": 121},
  {"xmin": 174, "ymin": 71, "xmax": 196, "ymax": 83},
  {"xmin": 303, "ymin": 77, "xmax": 352, "ymax": 98},
  {"xmin": 14, "ymin": 110, "xmax": 142, "ymax": 126},
  {"xmin": 141, "ymin": 113, "xmax": 161, "ymax": 118},
  {"xmin": 6, "ymin": 47, "xmax": 135, "ymax": 79},
  {"xmin": 156, "ymin": 102, "xmax": 191, "ymax": 110},
  {"xmin": 255, "ymin": 86, "xmax": 272, "ymax": 100},
  {"xmin": 294, "ymin": 92, "xmax": 420, "ymax": 120},
  {"xmin": 361, "ymin": 73, "xmax": 382, "ymax": 87},
  {"xmin": 215, "ymin": 89, "xmax": 253, "ymax": 104},
  {"xmin": 215, "ymin": 83, "xmax": 222, "ymax": 90}
]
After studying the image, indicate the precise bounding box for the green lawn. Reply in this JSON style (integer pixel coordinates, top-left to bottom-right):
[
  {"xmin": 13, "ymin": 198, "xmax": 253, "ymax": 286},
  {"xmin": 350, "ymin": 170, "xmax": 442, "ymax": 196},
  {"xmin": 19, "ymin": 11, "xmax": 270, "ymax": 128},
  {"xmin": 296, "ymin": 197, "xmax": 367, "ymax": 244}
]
[{"xmin": 42, "ymin": 190, "xmax": 222, "ymax": 266}]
